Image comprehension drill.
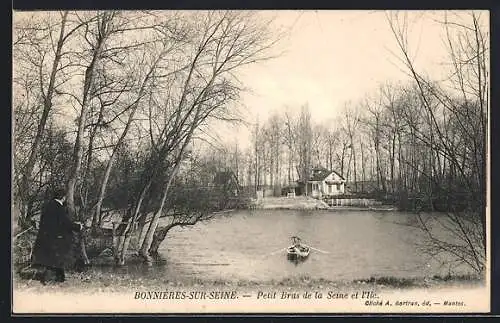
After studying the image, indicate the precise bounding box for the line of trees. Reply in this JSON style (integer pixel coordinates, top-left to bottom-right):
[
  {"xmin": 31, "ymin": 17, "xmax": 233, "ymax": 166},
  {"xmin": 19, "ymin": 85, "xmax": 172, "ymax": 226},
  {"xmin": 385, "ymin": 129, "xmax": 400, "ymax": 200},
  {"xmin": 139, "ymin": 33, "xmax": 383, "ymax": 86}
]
[
  {"xmin": 231, "ymin": 12, "xmax": 486, "ymax": 206},
  {"xmin": 13, "ymin": 10, "xmax": 277, "ymax": 265},
  {"xmin": 219, "ymin": 12, "xmax": 487, "ymax": 274},
  {"xmin": 13, "ymin": 10, "xmax": 487, "ymax": 275}
]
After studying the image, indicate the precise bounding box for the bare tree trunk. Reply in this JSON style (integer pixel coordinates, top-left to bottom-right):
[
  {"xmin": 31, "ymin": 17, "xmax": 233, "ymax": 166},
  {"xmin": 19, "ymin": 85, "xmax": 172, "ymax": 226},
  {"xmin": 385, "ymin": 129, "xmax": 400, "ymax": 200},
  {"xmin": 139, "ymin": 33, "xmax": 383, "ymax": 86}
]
[
  {"xmin": 346, "ymin": 145, "xmax": 353, "ymax": 185},
  {"xmin": 65, "ymin": 14, "xmax": 119, "ymax": 267},
  {"xmin": 136, "ymin": 213, "xmax": 148, "ymax": 249},
  {"xmin": 374, "ymin": 137, "xmax": 386, "ymax": 193},
  {"xmin": 19, "ymin": 12, "xmax": 69, "ymax": 227},
  {"xmin": 93, "ymin": 92, "xmax": 148, "ymax": 227},
  {"xmin": 66, "ymin": 14, "xmax": 108, "ymax": 219},
  {"xmin": 360, "ymin": 141, "xmax": 366, "ymax": 192},
  {"xmin": 254, "ymin": 120, "xmax": 259, "ymax": 193},
  {"xmin": 116, "ymin": 179, "xmax": 151, "ymax": 265},
  {"xmin": 139, "ymin": 159, "xmax": 183, "ymax": 262},
  {"xmin": 66, "ymin": 18, "xmax": 110, "ymax": 265},
  {"xmin": 82, "ymin": 103, "xmax": 105, "ymax": 226},
  {"xmin": 139, "ymin": 108, "xmax": 199, "ymax": 261},
  {"xmin": 148, "ymin": 224, "xmax": 174, "ymax": 257},
  {"xmin": 391, "ymin": 133, "xmax": 396, "ymax": 194},
  {"xmin": 352, "ymin": 142, "xmax": 358, "ymax": 193}
]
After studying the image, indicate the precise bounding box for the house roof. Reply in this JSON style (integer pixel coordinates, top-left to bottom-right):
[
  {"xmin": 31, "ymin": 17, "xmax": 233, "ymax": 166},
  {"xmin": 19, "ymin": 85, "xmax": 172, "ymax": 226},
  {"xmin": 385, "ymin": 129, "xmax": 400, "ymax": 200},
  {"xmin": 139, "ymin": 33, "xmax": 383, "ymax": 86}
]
[
  {"xmin": 330, "ymin": 170, "xmax": 345, "ymax": 181},
  {"xmin": 309, "ymin": 167, "xmax": 345, "ymax": 182},
  {"xmin": 284, "ymin": 181, "xmax": 301, "ymax": 188}
]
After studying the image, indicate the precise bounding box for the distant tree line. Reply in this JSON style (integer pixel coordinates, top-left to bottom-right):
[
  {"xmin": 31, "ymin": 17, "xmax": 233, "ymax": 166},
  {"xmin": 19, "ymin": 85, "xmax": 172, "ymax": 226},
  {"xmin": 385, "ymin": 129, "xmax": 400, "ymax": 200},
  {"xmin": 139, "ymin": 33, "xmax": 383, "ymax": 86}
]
[{"xmin": 219, "ymin": 12, "xmax": 486, "ymax": 274}]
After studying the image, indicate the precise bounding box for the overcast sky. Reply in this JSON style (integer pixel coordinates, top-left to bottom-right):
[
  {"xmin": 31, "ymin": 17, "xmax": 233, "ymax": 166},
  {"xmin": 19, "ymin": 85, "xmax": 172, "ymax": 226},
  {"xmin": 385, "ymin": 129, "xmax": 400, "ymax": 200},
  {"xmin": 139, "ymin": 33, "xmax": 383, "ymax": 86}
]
[
  {"xmin": 13, "ymin": 10, "xmax": 488, "ymax": 153},
  {"xmin": 211, "ymin": 10, "xmax": 487, "ymax": 151}
]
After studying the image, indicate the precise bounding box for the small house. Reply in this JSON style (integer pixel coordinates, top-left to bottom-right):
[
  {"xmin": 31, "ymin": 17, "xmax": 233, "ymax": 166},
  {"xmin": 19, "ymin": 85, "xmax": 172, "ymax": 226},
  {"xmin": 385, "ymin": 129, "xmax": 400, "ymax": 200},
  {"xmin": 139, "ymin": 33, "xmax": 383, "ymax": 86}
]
[
  {"xmin": 307, "ymin": 167, "xmax": 346, "ymax": 199},
  {"xmin": 281, "ymin": 181, "xmax": 301, "ymax": 197}
]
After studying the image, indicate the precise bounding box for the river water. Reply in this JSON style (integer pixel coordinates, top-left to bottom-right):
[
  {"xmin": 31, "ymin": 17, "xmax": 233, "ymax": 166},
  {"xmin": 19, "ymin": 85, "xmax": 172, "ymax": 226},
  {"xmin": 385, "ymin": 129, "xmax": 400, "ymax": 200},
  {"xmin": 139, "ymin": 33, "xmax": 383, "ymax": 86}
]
[{"xmin": 112, "ymin": 209, "xmax": 476, "ymax": 283}]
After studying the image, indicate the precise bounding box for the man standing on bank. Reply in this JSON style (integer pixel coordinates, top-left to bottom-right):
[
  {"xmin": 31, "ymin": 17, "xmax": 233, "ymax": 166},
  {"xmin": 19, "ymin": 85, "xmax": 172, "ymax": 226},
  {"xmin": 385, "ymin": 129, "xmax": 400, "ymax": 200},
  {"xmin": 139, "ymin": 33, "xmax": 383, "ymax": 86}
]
[{"xmin": 32, "ymin": 188, "xmax": 82, "ymax": 284}]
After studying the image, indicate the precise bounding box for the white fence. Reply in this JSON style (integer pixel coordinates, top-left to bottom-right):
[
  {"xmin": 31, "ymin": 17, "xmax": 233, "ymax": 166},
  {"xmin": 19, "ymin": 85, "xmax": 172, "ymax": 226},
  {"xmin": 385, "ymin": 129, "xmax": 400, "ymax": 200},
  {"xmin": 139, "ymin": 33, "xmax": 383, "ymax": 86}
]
[{"xmin": 327, "ymin": 198, "xmax": 383, "ymax": 207}]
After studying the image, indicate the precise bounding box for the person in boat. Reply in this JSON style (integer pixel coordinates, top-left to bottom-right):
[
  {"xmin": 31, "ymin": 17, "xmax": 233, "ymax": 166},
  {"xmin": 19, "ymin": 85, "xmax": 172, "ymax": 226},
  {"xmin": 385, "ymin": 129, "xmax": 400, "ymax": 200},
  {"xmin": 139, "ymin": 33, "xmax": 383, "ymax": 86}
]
[
  {"xmin": 295, "ymin": 244, "xmax": 307, "ymax": 252},
  {"xmin": 291, "ymin": 236, "xmax": 302, "ymax": 249}
]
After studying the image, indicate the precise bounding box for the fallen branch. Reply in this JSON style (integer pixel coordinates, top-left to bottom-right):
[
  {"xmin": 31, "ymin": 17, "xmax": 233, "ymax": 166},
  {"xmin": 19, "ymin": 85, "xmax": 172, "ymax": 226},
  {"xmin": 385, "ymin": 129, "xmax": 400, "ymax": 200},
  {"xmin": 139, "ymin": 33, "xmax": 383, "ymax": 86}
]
[{"xmin": 14, "ymin": 226, "xmax": 35, "ymax": 239}]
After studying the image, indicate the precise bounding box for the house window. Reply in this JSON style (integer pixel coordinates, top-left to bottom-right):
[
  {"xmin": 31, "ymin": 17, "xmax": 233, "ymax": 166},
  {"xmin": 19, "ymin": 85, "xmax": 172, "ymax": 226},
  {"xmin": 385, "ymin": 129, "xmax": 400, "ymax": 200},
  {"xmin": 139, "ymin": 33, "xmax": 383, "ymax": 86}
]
[
  {"xmin": 328, "ymin": 184, "xmax": 333, "ymax": 193},
  {"xmin": 336, "ymin": 184, "xmax": 341, "ymax": 191}
]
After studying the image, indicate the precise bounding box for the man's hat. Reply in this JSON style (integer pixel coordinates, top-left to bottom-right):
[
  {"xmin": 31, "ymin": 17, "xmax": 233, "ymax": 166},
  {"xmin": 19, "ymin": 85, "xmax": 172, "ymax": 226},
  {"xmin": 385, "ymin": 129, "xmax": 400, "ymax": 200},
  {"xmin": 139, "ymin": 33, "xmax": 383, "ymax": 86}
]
[{"xmin": 52, "ymin": 187, "xmax": 66, "ymax": 199}]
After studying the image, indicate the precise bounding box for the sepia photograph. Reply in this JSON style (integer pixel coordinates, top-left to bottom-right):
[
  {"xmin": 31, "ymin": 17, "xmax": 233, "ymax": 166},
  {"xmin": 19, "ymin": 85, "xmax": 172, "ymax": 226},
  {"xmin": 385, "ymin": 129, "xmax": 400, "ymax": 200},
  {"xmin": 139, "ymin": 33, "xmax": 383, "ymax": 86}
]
[{"xmin": 11, "ymin": 9, "xmax": 489, "ymax": 313}]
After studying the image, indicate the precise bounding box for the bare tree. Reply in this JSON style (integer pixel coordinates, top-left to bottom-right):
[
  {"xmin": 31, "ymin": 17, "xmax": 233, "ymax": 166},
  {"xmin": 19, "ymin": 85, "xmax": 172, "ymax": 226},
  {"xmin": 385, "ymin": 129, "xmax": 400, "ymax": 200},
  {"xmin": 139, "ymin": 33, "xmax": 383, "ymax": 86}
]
[
  {"xmin": 13, "ymin": 11, "xmax": 86, "ymax": 228},
  {"xmin": 283, "ymin": 110, "xmax": 297, "ymax": 184},
  {"xmin": 386, "ymin": 11, "xmax": 488, "ymax": 273},
  {"xmin": 363, "ymin": 93, "xmax": 388, "ymax": 193},
  {"xmin": 297, "ymin": 104, "xmax": 312, "ymax": 194},
  {"xmin": 102, "ymin": 11, "xmax": 278, "ymax": 264},
  {"xmin": 91, "ymin": 19, "xmax": 183, "ymax": 228},
  {"xmin": 342, "ymin": 103, "xmax": 361, "ymax": 192}
]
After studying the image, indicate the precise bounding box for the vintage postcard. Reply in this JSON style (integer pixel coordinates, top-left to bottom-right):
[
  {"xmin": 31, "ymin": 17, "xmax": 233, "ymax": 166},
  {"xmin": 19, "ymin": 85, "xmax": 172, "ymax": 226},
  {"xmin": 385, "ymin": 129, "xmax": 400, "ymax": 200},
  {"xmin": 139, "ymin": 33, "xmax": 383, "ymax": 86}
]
[{"xmin": 11, "ymin": 10, "xmax": 490, "ymax": 314}]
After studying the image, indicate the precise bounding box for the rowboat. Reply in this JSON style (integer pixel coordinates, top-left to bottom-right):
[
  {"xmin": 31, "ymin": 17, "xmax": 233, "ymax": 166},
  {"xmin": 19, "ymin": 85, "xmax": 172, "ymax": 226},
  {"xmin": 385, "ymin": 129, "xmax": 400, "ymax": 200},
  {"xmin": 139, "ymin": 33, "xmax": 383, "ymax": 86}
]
[
  {"xmin": 286, "ymin": 236, "xmax": 310, "ymax": 260},
  {"xmin": 287, "ymin": 244, "xmax": 310, "ymax": 259}
]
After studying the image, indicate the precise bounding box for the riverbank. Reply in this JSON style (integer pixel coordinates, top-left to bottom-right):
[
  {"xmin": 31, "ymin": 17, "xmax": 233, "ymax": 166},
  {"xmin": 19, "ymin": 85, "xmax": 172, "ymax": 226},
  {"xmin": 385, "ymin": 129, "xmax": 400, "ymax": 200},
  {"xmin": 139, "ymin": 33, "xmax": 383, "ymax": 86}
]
[
  {"xmin": 252, "ymin": 196, "xmax": 395, "ymax": 211},
  {"xmin": 13, "ymin": 269, "xmax": 483, "ymax": 294},
  {"xmin": 252, "ymin": 196, "xmax": 330, "ymax": 210},
  {"xmin": 13, "ymin": 270, "xmax": 486, "ymax": 313}
]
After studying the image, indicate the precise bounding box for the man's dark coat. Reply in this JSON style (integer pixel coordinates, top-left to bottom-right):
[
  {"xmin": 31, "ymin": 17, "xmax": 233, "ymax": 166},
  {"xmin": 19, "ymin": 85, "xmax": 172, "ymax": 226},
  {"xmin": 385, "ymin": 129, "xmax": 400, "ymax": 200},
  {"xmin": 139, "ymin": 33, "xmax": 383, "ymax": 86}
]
[{"xmin": 32, "ymin": 199, "xmax": 80, "ymax": 268}]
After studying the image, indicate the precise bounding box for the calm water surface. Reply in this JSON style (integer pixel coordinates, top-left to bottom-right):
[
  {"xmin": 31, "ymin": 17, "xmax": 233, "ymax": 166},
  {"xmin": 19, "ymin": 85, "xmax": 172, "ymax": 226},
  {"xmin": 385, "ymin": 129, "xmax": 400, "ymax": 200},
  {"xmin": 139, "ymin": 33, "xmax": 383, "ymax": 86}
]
[{"xmin": 111, "ymin": 209, "xmax": 473, "ymax": 282}]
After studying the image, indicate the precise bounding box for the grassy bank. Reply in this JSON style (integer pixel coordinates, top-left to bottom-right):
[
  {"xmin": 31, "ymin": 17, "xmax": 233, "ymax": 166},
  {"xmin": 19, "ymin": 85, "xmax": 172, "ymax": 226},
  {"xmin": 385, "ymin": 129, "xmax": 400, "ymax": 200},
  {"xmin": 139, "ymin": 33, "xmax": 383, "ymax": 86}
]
[
  {"xmin": 253, "ymin": 196, "xmax": 330, "ymax": 210},
  {"xmin": 251, "ymin": 196, "xmax": 399, "ymax": 211},
  {"xmin": 13, "ymin": 268, "xmax": 484, "ymax": 294}
]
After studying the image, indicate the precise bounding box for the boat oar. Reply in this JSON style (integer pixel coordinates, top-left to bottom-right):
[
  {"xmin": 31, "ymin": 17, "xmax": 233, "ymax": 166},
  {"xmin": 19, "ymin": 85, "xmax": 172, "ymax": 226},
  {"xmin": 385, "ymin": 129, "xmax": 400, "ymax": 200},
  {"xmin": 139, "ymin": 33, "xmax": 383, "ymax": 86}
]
[
  {"xmin": 262, "ymin": 247, "xmax": 288, "ymax": 257},
  {"xmin": 308, "ymin": 246, "xmax": 330, "ymax": 254}
]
